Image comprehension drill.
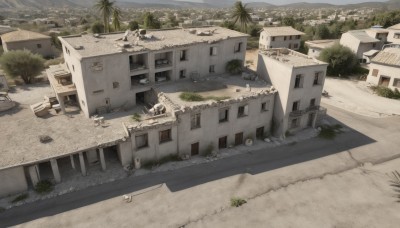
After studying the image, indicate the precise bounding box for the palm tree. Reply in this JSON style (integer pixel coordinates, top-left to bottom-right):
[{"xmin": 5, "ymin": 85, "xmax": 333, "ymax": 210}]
[
  {"xmin": 112, "ymin": 7, "xmax": 122, "ymax": 31},
  {"xmin": 232, "ymin": 1, "xmax": 252, "ymax": 32},
  {"xmin": 95, "ymin": 0, "xmax": 114, "ymax": 33}
]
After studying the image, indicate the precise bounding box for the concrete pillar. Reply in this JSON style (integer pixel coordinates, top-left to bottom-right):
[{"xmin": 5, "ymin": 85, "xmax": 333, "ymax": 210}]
[
  {"xmin": 50, "ymin": 159, "xmax": 61, "ymax": 183},
  {"xmin": 70, "ymin": 155, "xmax": 76, "ymax": 170},
  {"xmin": 99, "ymin": 148, "xmax": 106, "ymax": 171},
  {"xmin": 57, "ymin": 94, "xmax": 66, "ymax": 114},
  {"xmin": 28, "ymin": 165, "xmax": 40, "ymax": 186},
  {"xmin": 79, "ymin": 152, "xmax": 87, "ymax": 176}
]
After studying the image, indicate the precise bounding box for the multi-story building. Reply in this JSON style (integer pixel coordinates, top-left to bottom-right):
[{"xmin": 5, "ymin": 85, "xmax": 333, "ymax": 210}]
[
  {"xmin": 366, "ymin": 48, "xmax": 400, "ymax": 90},
  {"xmin": 257, "ymin": 48, "xmax": 328, "ymax": 137},
  {"xmin": 340, "ymin": 29, "xmax": 386, "ymax": 63},
  {"xmin": 57, "ymin": 27, "xmax": 248, "ymax": 118},
  {"xmin": 259, "ymin": 26, "xmax": 304, "ymax": 51}
]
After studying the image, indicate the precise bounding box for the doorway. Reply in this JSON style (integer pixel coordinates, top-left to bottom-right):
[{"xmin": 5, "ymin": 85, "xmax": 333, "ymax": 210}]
[
  {"xmin": 136, "ymin": 92, "xmax": 145, "ymax": 105},
  {"xmin": 379, "ymin": 76, "xmax": 391, "ymax": 87},
  {"xmin": 308, "ymin": 113, "xmax": 315, "ymax": 127},
  {"xmin": 191, "ymin": 142, "xmax": 199, "ymax": 156},
  {"xmin": 219, "ymin": 136, "xmax": 227, "ymax": 149},
  {"xmin": 256, "ymin": 127, "xmax": 265, "ymax": 139},
  {"xmin": 235, "ymin": 132, "xmax": 243, "ymax": 146}
]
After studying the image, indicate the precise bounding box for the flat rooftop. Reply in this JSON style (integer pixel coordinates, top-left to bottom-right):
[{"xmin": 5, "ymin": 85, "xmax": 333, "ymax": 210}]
[
  {"xmin": 60, "ymin": 26, "xmax": 249, "ymax": 58},
  {"xmin": 305, "ymin": 39, "xmax": 338, "ymax": 49},
  {"xmin": 0, "ymin": 84, "xmax": 137, "ymax": 170},
  {"xmin": 259, "ymin": 48, "xmax": 327, "ymax": 67},
  {"xmin": 155, "ymin": 75, "xmax": 275, "ymax": 108}
]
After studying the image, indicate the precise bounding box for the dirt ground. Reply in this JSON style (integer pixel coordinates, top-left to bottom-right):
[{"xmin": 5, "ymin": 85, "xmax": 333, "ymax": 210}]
[{"xmin": 322, "ymin": 77, "xmax": 400, "ymax": 118}]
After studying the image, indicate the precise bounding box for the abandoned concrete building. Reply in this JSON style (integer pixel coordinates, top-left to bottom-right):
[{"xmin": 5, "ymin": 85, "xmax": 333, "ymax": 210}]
[
  {"xmin": 257, "ymin": 48, "xmax": 328, "ymax": 136},
  {"xmin": 258, "ymin": 26, "xmax": 304, "ymax": 51},
  {"xmin": 0, "ymin": 27, "xmax": 327, "ymax": 198}
]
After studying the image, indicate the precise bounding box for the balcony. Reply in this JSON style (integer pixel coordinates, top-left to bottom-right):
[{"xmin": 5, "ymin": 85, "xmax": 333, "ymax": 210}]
[
  {"xmin": 290, "ymin": 105, "xmax": 324, "ymax": 117},
  {"xmin": 129, "ymin": 53, "xmax": 148, "ymax": 72},
  {"xmin": 131, "ymin": 74, "xmax": 150, "ymax": 88},
  {"xmin": 155, "ymin": 59, "xmax": 172, "ymax": 69},
  {"xmin": 130, "ymin": 63, "xmax": 147, "ymax": 72},
  {"xmin": 154, "ymin": 51, "xmax": 173, "ymax": 69},
  {"xmin": 289, "ymin": 110, "xmax": 304, "ymax": 117}
]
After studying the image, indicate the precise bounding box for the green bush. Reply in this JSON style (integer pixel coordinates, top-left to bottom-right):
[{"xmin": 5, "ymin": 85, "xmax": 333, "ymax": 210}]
[
  {"xmin": 319, "ymin": 125, "xmax": 342, "ymax": 140},
  {"xmin": 179, "ymin": 92, "xmax": 229, "ymax": 102},
  {"xmin": 318, "ymin": 44, "xmax": 359, "ymax": 76},
  {"xmin": 142, "ymin": 154, "xmax": 181, "ymax": 169},
  {"xmin": 35, "ymin": 180, "xmax": 54, "ymax": 194},
  {"xmin": 11, "ymin": 193, "xmax": 28, "ymax": 203},
  {"xmin": 230, "ymin": 197, "xmax": 247, "ymax": 207},
  {"xmin": 131, "ymin": 113, "xmax": 142, "ymax": 122},
  {"xmin": 371, "ymin": 86, "xmax": 400, "ymax": 99},
  {"xmin": 226, "ymin": 59, "xmax": 243, "ymax": 75}
]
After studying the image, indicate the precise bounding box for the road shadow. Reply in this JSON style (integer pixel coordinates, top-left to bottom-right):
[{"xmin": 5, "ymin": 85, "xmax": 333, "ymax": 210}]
[{"xmin": 0, "ymin": 115, "xmax": 376, "ymax": 226}]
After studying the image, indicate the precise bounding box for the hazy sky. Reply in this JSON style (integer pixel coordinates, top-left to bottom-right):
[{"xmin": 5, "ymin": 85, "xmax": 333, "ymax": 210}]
[{"xmin": 177, "ymin": 0, "xmax": 388, "ymax": 5}]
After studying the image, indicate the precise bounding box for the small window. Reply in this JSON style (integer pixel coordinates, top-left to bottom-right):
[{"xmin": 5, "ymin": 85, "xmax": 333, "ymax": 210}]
[
  {"xmin": 291, "ymin": 118, "xmax": 299, "ymax": 129},
  {"xmin": 289, "ymin": 36, "xmax": 292, "ymax": 40},
  {"xmin": 292, "ymin": 101, "xmax": 300, "ymax": 111},
  {"xmin": 136, "ymin": 133, "xmax": 148, "ymax": 149},
  {"xmin": 261, "ymin": 100, "xmax": 270, "ymax": 112},
  {"xmin": 234, "ymin": 42, "xmax": 243, "ymax": 53},
  {"xmin": 284, "ymin": 36, "xmax": 287, "ymax": 41},
  {"xmin": 271, "ymin": 37, "xmax": 275, "ymax": 41},
  {"xmin": 288, "ymin": 43, "xmax": 292, "ymax": 49},
  {"xmin": 72, "ymin": 65, "xmax": 75, "ymax": 72},
  {"xmin": 313, "ymin": 72, "xmax": 320, "ymax": 85},
  {"xmin": 113, "ymin": 82, "xmax": 119, "ymax": 89},
  {"xmin": 191, "ymin": 113, "xmax": 201, "ymax": 130},
  {"xmin": 393, "ymin": 79, "xmax": 400, "ymax": 88},
  {"xmin": 371, "ymin": 69, "xmax": 379, "ymax": 77},
  {"xmin": 256, "ymin": 127, "xmax": 265, "ymax": 139},
  {"xmin": 219, "ymin": 136, "xmax": 228, "ymax": 149},
  {"xmin": 372, "ymin": 43, "xmax": 377, "ymax": 48},
  {"xmin": 159, "ymin": 129, "xmax": 172, "ymax": 143},
  {"xmin": 209, "ymin": 65, "xmax": 215, "ymax": 73},
  {"xmin": 37, "ymin": 44, "xmax": 42, "ymax": 48},
  {"xmin": 237, "ymin": 104, "xmax": 249, "ymax": 118},
  {"xmin": 310, "ymin": 98, "xmax": 316, "ymax": 107},
  {"xmin": 394, "ymin": 34, "xmax": 400, "ymax": 39},
  {"xmin": 219, "ymin": 108, "xmax": 229, "ymax": 123},
  {"xmin": 210, "ymin": 46, "xmax": 217, "ymax": 56},
  {"xmin": 93, "ymin": 89, "xmax": 104, "ymax": 94},
  {"xmin": 294, "ymin": 43, "xmax": 299, "ymax": 49},
  {"xmin": 294, "ymin": 74, "xmax": 302, "ymax": 88},
  {"xmin": 180, "ymin": 69, "xmax": 186, "ymax": 79},
  {"xmin": 296, "ymin": 35, "xmax": 301, "ymax": 39},
  {"xmin": 180, "ymin": 50, "xmax": 188, "ymax": 61}
]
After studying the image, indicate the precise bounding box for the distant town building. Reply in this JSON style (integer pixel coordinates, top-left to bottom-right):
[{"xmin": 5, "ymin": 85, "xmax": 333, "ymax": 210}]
[
  {"xmin": 305, "ymin": 39, "xmax": 338, "ymax": 59},
  {"xmin": 259, "ymin": 26, "xmax": 304, "ymax": 51},
  {"xmin": 1, "ymin": 30, "xmax": 54, "ymax": 57}
]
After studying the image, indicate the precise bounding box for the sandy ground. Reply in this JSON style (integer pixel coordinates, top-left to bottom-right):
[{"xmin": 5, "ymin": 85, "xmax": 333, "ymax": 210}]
[
  {"xmin": 245, "ymin": 49, "xmax": 258, "ymax": 71},
  {"xmin": 322, "ymin": 77, "xmax": 400, "ymax": 118}
]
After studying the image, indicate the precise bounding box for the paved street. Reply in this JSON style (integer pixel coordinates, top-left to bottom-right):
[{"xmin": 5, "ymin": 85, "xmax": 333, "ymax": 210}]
[{"xmin": 1, "ymin": 104, "xmax": 399, "ymax": 227}]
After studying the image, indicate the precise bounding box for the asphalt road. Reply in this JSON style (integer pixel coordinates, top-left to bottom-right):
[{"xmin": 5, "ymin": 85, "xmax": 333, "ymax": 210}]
[{"xmin": 0, "ymin": 104, "xmax": 398, "ymax": 227}]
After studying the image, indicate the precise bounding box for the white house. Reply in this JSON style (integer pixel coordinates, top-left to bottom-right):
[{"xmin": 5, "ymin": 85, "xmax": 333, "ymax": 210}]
[
  {"xmin": 259, "ymin": 26, "xmax": 304, "ymax": 51},
  {"xmin": 305, "ymin": 39, "xmax": 338, "ymax": 58},
  {"xmin": 366, "ymin": 48, "xmax": 400, "ymax": 90}
]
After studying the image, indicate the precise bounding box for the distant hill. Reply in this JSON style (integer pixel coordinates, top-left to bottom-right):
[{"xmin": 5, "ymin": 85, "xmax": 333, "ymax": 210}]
[{"xmin": 0, "ymin": 0, "xmax": 79, "ymax": 9}]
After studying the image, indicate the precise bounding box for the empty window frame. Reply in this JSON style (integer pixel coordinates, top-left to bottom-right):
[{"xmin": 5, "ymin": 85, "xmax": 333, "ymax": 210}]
[
  {"xmin": 37, "ymin": 44, "xmax": 42, "ymax": 48},
  {"xmin": 292, "ymin": 101, "xmax": 300, "ymax": 111},
  {"xmin": 135, "ymin": 133, "xmax": 148, "ymax": 149},
  {"xmin": 371, "ymin": 69, "xmax": 379, "ymax": 77},
  {"xmin": 310, "ymin": 98, "xmax": 316, "ymax": 107},
  {"xmin": 294, "ymin": 74, "xmax": 303, "ymax": 88},
  {"xmin": 313, "ymin": 72, "xmax": 320, "ymax": 85},
  {"xmin": 237, "ymin": 104, "xmax": 249, "ymax": 118},
  {"xmin": 179, "ymin": 69, "xmax": 186, "ymax": 79},
  {"xmin": 159, "ymin": 129, "xmax": 172, "ymax": 143},
  {"xmin": 191, "ymin": 113, "xmax": 201, "ymax": 130},
  {"xmin": 209, "ymin": 65, "xmax": 215, "ymax": 73},
  {"xmin": 219, "ymin": 108, "xmax": 229, "ymax": 123},
  {"xmin": 234, "ymin": 42, "xmax": 243, "ymax": 53},
  {"xmin": 393, "ymin": 79, "xmax": 400, "ymax": 88},
  {"xmin": 180, "ymin": 50, "xmax": 188, "ymax": 61},
  {"xmin": 291, "ymin": 118, "xmax": 299, "ymax": 129},
  {"xmin": 210, "ymin": 46, "xmax": 218, "ymax": 56},
  {"xmin": 261, "ymin": 100, "xmax": 270, "ymax": 112}
]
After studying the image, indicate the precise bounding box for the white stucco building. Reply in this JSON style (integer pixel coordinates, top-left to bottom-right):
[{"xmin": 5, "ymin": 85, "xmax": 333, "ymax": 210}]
[
  {"xmin": 1, "ymin": 30, "xmax": 54, "ymax": 57},
  {"xmin": 259, "ymin": 26, "xmax": 304, "ymax": 51},
  {"xmin": 366, "ymin": 48, "xmax": 400, "ymax": 90},
  {"xmin": 305, "ymin": 39, "xmax": 338, "ymax": 59},
  {"xmin": 257, "ymin": 48, "xmax": 328, "ymax": 137},
  {"xmin": 387, "ymin": 23, "xmax": 400, "ymax": 44}
]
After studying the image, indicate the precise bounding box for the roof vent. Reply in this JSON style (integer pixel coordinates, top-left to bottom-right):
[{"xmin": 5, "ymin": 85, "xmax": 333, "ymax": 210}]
[{"xmin": 74, "ymin": 45, "xmax": 83, "ymax": 50}]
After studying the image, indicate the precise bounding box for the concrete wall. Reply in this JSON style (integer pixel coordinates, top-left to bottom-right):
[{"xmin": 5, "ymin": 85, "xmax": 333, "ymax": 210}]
[
  {"xmin": 3, "ymin": 38, "xmax": 53, "ymax": 57},
  {"xmin": 259, "ymin": 32, "xmax": 301, "ymax": 50},
  {"xmin": 340, "ymin": 33, "xmax": 381, "ymax": 60},
  {"xmin": 130, "ymin": 125, "xmax": 178, "ymax": 164},
  {"xmin": 60, "ymin": 37, "xmax": 247, "ymax": 118},
  {"xmin": 367, "ymin": 63, "xmax": 400, "ymax": 90},
  {"xmin": 117, "ymin": 141, "xmax": 133, "ymax": 166},
  {"xmin": 387, "ymin": 29, "xmax": 400, "ymax": 44},
  {"xmin": 0, "ymin": 166, "xmax": 28, "ymax": 197},
  {"xmin": 176, "ymin": 95, "xmax": 275, "ymax": 156}
]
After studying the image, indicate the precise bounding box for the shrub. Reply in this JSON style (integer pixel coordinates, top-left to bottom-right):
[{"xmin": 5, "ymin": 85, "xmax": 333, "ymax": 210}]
[
  {"xmin": 318, "ymin": 125, "xmax": 342, "ymax": 140},
  {"xmin": 11, "ymin": 193, "xmax": 28, "ymax": 203},
  {"xmin": 201, "ymin": 143, "xmax": 214, "ymax": 157},
  {"xmin": 371, "ymin": 86, "xmax": 400, "ymax": 99},
  {"xmin": 179, "ymin": 92, "xmax": 229, "ymax": 102},
  {"xmin": 318, "ymin": 44, "xmax": 359, "ymax": 76},
  {"xmin": 230, "ymin": 197, "xmax": 247, "ymax": 207},
  {"xmin": 0, "ymin": 50, "xmax": 45, "ymax": 84},
  {"xmin": 226, "ymin": 59, "xmax": 243, "ymax": 75},
  {"xmin": 142, "ymin": 154, "xmax": 181, "ymax": 169},
  {"xmin": 35, "ymin": 180, "xmax": 54, "ymax": 194},
  {"xmin": 131, "ymin": 113, "xmax": 142, "ymax": 122}
]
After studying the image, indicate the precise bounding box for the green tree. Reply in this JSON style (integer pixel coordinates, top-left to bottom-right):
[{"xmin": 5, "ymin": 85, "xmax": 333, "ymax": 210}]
[
  {"xmin": 0, "ymin": 50, "xmax": 45, "ymax": 84},
  {"xmin": 221, "ymin": 20, "xmax": 237, "ymax": 30},
  {"xmin": 226, "ymin": 59, "xmax": 243, "ymax": 75},
  {"xmin": 318, "ymin": 44, "xmax": 359, "ymax": 76},
  {"xmin": 128, "ymin": 21, "xmax": 139, "ymax": 31},
  {"xmin": 91, "ymin": 21, "xmax": 105, "ymax": 33},
  {"xmin": 282, "ymin": 17, "xmax": 295, "ymax": 27},
  {"xmin": 50, "ymin": 31, "xmax": 71, "ymax": 50},
  {"xmin": 248, "ymin": 24, "xmax": 261, "ymax": 37},
  {"xmin": 111, "ymin": 7, "xmax": 122, "ymax": 31},
  {"xmin": 143, "ymin": 12, "xmax": 161, "ymax": 29},
  {"xmin": 314, "ymin": 25, "xmax": 331, "ymax": 39},
  {"xmin": 94, "ymin": 0, "xmax": 115, "ymax": 33},
  {"xmin": 232, "ymin": 1, "xmax": 252, "ymax": 32}
]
